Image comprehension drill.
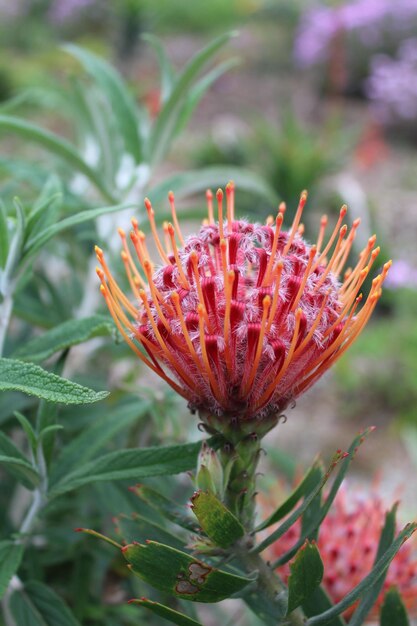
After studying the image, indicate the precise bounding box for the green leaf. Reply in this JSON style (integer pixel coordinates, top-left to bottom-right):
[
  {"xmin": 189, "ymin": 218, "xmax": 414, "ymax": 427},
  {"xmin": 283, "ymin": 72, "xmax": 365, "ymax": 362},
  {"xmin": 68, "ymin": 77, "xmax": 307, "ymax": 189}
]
[
  {"xmin": 272, "ymin": 428, "xmax": 375, "ymax": 566},
  {"xmin": 0, "ymin": 431, "xmax": 39, "ymax": 488},
  {"xmin": 256, "ymin": 459, "xmax": 324, "ymax": 532},
  {"xmin": 10, "ymin": 580, "xmax": 81, "ymax": 626},
  {"xmin": 349, "ymin": 504, "xmax": 398, "ymax": 626},
  {"xmin": 147, "ymin": 166, "xmax": 278, "ymax": 207},
  {"xmin": 306, "ymin": 523, "xmax": 417, "ymax": 625},
  {"xmin": 149, "ymin": 32, "xmax": 237, "ymax": 166},
  {"xmin": 143, "ymin": 34, "xmax": 175, "ymax": 102},
  {"xmin": 115, "ymin": 513, "xmax": 185, "ymax": 551},
  {"xmin": 254, "ymin": 450, "xmax": 345, "ymax": 555},
  {"xmin": 14, "ymin": 315, "xmax": 114, "ymax": 362},
  {"xmin": 190, "ymin": 490, "xmax": 244, "ymax": 548},
  {"xmin": 123, "ymin": 541, "xmax": 252, "ymax": 602},
  {"xmin": 22, "ymin": 202, "xmax": 133, "ymax": 264},
  {"xmin": 0, "ymin": 358, "xmax": 108, "ymax": 405},
  {"xmin": 63, "ymin": 45, "xmax": 142, "ymax": 162},
  {"xmin": 49, "ymin": 439, "xmax": 204, "ymax": 498},
  {"xmin": 14, "ymin": 411, "xmax": 37, "ymax": 453},
  {"xmin": 287, "ymin": 541, "xmax": 324, "ymax": 614},
  {"xmin": 129, "ymin": 598, "xmax": 203, "ymax": 626},
  {"xmin": 302, "ymin": 587, "xmax": 346, "ymax": 626},
  {"xmin": 380, "ymin": 587, "xmax": 410, "ymax": 626},
  {"xmin": 0, "ymin": 541, "xmax": 24, "ymax": 599},
  {"xmin": 174, "ymin": 57, "xmax": 240, "ymax": 138},
  {"xmin": 131, "ymin": 484, "xmax": 199, "ymax": 532},
  {"xmin": 0, "ymin": 115, "xmax": 115, "ymax": 202},
  {"xmin": 0, "ymin": 201, "xmax": 9, "ymax": 268},
  {"xmin": 50, "ymin": 396, "xmax": 151, "ymax": 484}
]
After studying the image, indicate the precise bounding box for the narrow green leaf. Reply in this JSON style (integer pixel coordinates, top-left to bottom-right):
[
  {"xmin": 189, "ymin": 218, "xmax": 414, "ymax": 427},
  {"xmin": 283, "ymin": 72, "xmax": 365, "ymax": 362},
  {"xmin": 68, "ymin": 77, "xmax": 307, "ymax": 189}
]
[
  {"xmin": 0, "ymin": 431, "xmax": 39, "ymax": 488},
  {"xmin": 349, "ymin": 504, "xmax": 398, "ymax": 626},
  {"xmin": 0, "ymin": 455, "xmax": 40, "ymax": 488},
  {"xmin": 254, "ymin": 450, "xmax": 345, "ymax": 555},
  {"xmin": 149, "ymin": 32, "xmax": 236, "ymax": 166},
  {"xmin": 131, "ymin": 484, "xmax": 199, "ymax": 532},
  {"xmin": 49, "ymin": 440, "xmax": 204, "ymax": 498},
  {"xmin": 22, "ymin": 202, "xmax": 133, "ymax": 263},
  {"xmin": 287, "ymin": 541, "xmax": 324, "ymax": 614},
  {"xmin": 380, "ymin": 587, "xmax": 410, "ymax": 626},
  {"xmin": 129, "ymin": 598, "xmax": 203, "ymax": 626},
  {"xmin": 14, "ymin": 411, "xmax": 37, "ymax": 453},
  {"xmin": 273, "ymin": 428, "xmax": 375, "ymax": 567},
  {"xmin": 49, "ymin": 396, "xmax": 151, "ymax": 484},
  {"xmin": 0, "ymin": 201, "xmax": 9, "ymax": 268},
  {"xmin": 302, "ymin": 587, "xmax": 346, "ymax": 626},
  {"xmin": 115, "ymin": 512, "xmax": 185, "ymax": 551},
  {"xmin": 143, "ymin": 34, "xmax": 175, "ymax": 102},
  {"xmin": 256, "ymin": 459, "xmax": 324, "ymax": 532},
  {"xmin": 14, "ymin": 315, "xmax": 114, "ymax": 362},
  {"xmin": 10, "ymin": 580, "xmax": 82, "ymax": 626},
  {"xmin": 0, "ymin": 541, "xmax": 24, "ymax": 599},
  {"xmin": 0, "ymin": 115, "xmax": 115, "ymax": 202},
  {"xmin": 123, "ymin": 541, "xmax": 252, "ymax": 602},
  {"xmin": 147, "ymin": 166, "xmax": 278, "ymax": 207},
  {"xmin": 0, "ymin": 358, "xmax": 108, "ymax": 405},
  {"xmin": 306, "ymin": 523, "xmax": 417, "ymax": 625},
  {"xmin": 63, "ymin": 45, "xmax": 142, "ymax": 162},
  {"xmin": 190, "ymin": 490, "xmax": 244, "ymax": 548},
  {"xmin": 174, "ymin": 58, "xmax": 240, "ymax": 138}
]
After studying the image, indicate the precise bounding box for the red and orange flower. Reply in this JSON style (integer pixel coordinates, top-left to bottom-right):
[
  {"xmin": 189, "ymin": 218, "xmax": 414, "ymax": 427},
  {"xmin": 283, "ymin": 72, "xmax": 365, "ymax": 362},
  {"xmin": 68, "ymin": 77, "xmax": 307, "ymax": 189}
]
[{"xmin": 96, "ymin": 183, "xmax": 389, "ymax": 433}]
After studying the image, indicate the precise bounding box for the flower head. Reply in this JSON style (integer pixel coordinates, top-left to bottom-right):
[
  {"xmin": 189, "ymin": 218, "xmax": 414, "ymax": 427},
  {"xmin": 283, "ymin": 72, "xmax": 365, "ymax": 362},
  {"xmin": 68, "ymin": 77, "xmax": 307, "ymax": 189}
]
[
  {"xmin": 96, "ymin": 184, "xmax": 389, "ymax": 433},
  {"xmin": 271, "ymin": 486, "xmax": 417, "ymax": 619}
]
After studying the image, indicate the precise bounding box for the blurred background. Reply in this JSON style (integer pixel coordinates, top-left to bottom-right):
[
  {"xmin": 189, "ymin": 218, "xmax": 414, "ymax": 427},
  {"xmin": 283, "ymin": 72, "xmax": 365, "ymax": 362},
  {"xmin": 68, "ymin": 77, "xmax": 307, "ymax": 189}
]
[{"xmin": 1, "ymin": 1, "xmax": 417, "ymax": 624}]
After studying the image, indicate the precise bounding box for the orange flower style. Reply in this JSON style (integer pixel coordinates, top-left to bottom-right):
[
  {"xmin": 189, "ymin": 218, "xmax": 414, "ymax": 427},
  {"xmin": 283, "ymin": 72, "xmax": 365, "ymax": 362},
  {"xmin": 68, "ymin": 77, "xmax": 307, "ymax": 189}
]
[
  {"xmin": 96, "ymin": 183, "xmax": 390, "ymax": 433},
  {"xmin": 271, "ymin": 486, "xmax": 417, "ymax": 620}
]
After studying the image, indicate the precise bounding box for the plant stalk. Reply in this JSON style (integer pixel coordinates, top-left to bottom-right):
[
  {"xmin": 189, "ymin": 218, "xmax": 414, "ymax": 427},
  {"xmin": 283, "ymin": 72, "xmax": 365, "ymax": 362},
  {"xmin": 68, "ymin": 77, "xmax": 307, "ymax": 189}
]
[{"xmin": 0, "ymin": 288, "xmax": 13, "ymax": 357}]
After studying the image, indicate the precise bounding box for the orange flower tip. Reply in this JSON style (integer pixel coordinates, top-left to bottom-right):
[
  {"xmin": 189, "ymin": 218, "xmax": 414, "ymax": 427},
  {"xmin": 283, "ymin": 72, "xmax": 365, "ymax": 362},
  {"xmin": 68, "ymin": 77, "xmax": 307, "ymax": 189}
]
[
  {"xmin": 220, "ymin": 239, "xmax": 227, "ymax": 252},
  {"xmin": 277, "ymin": 212, "xmax": 284, "ymax": 225},
  {"xmin": 190, "ymin": 250, "xmax": 198, "ymax": 262},
  {"xmin": 144, "ymin": 197, "xmax": 152, "ymax": 211},
  {"xmin": 310, "ymin": 245, "xmax": 317, "ymax": 256},
  {"xmin": 263, "ymin": 295, "xmax": 271, "ymax": 309},
  {"xmin": 353, "ymin": 217, "xmax": 361, "ymax": 228},
  {"xmin": 321, "ymin": 214, "xmax": 328, "ymax": 226},
  {"xmin": 163, "ymin": 220, "xmax": 169, "ymax": 231},
  {"xmin": 384, "ymin": 260, "xmax": 393, "ymax": 270},
  {"xmin": 131, "ymin": 217, "xmax": 139, "ymax": 228},
  {"xmin": 295, "ymin": 307, "xmax": 303, "ymax": 320},
  {"xmin": 266, "ymin": 215, "xmax": 274, "ymax": 225},
  {"xmin": 228, "ymin": 269, "xmax": 235, "ymax": 282},
  {"xmin": 340, "ymin": 224, "xmax": 348, "ymax": 237},
  {"xmin": 168, "ymin": 190, "xmax": 174, "ymax": 202},
  {"xmin": 197, "ymin": 303, "xmax": 205, "ymax": 317},
  {"xmin": 206, "ymin": 188, "xmax": 213, "ymax": 199},
  {"xmin": 167, "ymin": 223, "xmax": 175, "ymax": 236},
  {"xmin": 279, "ymin": 201, "xmax": 287, "ymax": 213},
  {"xmin": 96, "ymin": 266, "xmax": 103, "ymax": 278},
  {"xmin": 129, "ymin": 230, "xmax": 137, "ymax": 243},
  {"xmin": 143, "ymin": 259, "xmax": 152, "ymax": 272},
  {"xmin": 99, "ymin": 285, "xmax": 106, "ymax": 296},
  {"xmin": 357, "ymin": 293, "xmax": 364, "ymax": 302},
  {"xmin": 226, "ymin": 181, "xmax": 235, "ymax": 195},
  {"xmin": 121, "ymin": 250, "xmax": 128, "ymax": 261},
  {"xmin": 371, "ymin": 247, "xmax": 381, "ymax": 259},
  {"xmin": 340, "ymin": 204, "xmax": 348, "ymax": 217},
  {"xmin": 300, "ymin": 189, "xmax": 308, "ymax": 201},
  {"xmin": 74, "ymin": 527, "xmax": 84, "ymax": 532},
  {"xmin": 171, "ymin": 291, "xmax": 180, "ymax": 304},
  {"xmin": 94, "ymin": 245, "xmax": 103, "ymax": 257},
  {"xmin": 368, "ymin": 234, "xmax": 377, "ymax": 247},
  {"xmin": 216, "ymin": 188, "xmax": 224, "ymax": 200}
]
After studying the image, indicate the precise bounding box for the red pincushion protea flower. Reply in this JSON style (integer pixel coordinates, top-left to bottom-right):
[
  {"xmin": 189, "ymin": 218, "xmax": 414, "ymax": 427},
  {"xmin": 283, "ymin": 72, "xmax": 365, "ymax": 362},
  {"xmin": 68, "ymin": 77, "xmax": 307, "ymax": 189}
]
[
  {"xmin": 95, "ymin": 183, "xmax": 389, "ymax": 433},
  {"xmin": 270, "ymin": 487, "xmax": 417, "ymax": 620}
]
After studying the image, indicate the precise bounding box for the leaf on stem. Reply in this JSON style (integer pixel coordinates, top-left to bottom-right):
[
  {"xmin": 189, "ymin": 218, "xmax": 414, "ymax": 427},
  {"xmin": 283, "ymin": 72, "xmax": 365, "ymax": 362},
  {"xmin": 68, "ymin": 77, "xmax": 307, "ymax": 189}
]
[
  {"xmin": 190, "ymin": 490, "xmax": 244, "ymax": 549},
  {"xmin": 0, "ymin": 358, "xmax": 108, "ymax": 405},
  {"xmin": 287, "ymin": 540, "xmax": 324, "ymax": 614},
  {"xmin": 129, "ymin": 598, "xmax": 203, "ymax": 626},
  {"xmin": 123, "ymin": 540, "xmax": 252, "ymax": 602},
  {"xmin": 0, "ymin": 541, "xmax": 24, "ymax": 599},
  {"xmin": 380, "ymin": 587, "xmax": 410, "ymax": 626}
]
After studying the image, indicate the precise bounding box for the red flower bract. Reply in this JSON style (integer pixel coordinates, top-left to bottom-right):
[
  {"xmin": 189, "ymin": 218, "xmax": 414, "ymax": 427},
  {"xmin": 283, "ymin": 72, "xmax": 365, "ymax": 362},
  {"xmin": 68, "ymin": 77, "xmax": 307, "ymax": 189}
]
[{"xmin": 96, "ymin": 183, "xmax": 389, "ymax": 430}]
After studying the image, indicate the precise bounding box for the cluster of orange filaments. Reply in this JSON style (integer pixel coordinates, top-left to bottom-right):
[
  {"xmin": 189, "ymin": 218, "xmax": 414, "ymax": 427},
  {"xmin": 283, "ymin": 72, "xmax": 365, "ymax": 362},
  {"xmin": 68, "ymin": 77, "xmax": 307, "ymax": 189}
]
[
  {"xmin": 96, "ymin": 183, "xmax": 390, "ymax": 423},
  {"xmin": 272, "ymin": 486, "xmax": 417, "ymax": 620}
]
